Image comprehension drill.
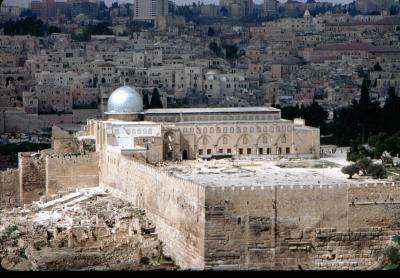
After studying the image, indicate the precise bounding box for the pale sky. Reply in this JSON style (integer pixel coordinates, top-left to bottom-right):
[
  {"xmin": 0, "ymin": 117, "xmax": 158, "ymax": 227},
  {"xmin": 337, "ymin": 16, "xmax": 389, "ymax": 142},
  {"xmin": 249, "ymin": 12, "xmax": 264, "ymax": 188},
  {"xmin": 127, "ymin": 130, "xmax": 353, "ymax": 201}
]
[{"xmin": 4, "ymin": 0, "xmax": 354, "ymax": 8}]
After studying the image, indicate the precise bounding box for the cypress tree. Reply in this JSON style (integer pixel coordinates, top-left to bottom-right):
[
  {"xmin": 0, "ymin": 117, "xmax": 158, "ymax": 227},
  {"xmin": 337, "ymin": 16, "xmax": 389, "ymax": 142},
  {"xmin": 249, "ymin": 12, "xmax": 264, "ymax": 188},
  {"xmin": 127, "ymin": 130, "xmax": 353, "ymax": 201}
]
[
  {"xmin": 143, "ymin": 92, "xmax": 149, "ymax": 109},
  {"xmin": 149, "ymin": 88, "xmax": 163, "ymax": 109}
]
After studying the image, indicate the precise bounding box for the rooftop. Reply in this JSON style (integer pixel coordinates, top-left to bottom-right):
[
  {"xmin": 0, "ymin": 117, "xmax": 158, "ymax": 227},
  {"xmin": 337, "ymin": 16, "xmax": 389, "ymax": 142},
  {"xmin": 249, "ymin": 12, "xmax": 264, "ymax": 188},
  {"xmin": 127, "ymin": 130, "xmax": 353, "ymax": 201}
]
[
  {"xmin": 144, "ymin": 107, "xmax": 280, "ymax": 114},
  {"xmin": 160, "ymin": 159, "xmax": 388, "ymax": 188}
]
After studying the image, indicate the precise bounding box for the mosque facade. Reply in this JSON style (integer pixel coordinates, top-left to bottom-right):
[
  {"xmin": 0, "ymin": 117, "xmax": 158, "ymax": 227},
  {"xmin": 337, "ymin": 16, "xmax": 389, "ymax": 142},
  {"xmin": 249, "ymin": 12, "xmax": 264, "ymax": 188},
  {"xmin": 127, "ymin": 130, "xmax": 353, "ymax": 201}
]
[{"xmin": 81, "ymin": 86, "xmax": 320, "ymax": 163}]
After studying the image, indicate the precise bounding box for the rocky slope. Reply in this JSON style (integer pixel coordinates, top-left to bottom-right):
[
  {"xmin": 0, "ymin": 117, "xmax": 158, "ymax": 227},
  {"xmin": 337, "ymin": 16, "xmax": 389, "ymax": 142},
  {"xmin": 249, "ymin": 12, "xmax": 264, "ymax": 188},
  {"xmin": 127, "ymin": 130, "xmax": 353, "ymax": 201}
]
[{"xmin": 0, "ymin": 187, "xmax": 177, "ymax": 270}]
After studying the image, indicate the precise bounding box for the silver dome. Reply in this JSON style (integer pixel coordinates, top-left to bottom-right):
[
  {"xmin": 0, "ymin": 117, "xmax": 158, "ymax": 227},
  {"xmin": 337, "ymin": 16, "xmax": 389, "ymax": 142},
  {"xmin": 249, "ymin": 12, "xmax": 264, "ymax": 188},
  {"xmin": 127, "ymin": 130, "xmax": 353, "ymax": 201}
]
[{"xmin": 107, "ymin": 86, "xmax": 143, "ymax": 113}]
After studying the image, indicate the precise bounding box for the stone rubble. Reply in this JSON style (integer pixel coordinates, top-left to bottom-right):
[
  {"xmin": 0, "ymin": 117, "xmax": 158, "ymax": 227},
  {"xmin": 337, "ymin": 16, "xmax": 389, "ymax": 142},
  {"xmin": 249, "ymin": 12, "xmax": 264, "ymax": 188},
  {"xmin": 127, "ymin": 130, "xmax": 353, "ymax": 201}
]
[{"xmin": 0, "ymin": 187, "xmax": 177, "ymax": 271}]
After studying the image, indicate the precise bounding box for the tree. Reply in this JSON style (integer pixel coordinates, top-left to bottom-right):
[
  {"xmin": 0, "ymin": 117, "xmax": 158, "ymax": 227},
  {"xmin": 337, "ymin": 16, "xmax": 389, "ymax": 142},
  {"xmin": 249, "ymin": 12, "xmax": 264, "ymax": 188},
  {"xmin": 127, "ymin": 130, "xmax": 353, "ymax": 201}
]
[
  {"xmin": 356, "ymin": 157, "xmax": 372, "ymax": 175},
  {"xmin": 341, "ymin": 164, "xmax": 360, "ymax": 179},
  {"xmin": 359, "ymin": 78, "xmax": 371, "ymax": 108},
  {"xmin": 367, "ymin": 164, "xmax": 386, "ymax": 179},
  {"xmin": 376, "ymin": 235, "xmax": 400, "ymax": 270},
  {"xmin": 223, "ymin": 44, "xmax": 239, "ymax": 60},
  {"xmin": 149, "ymin": 88, "xmax": 163, "ymax": 109},
  {"xmin": 207, "ymin": 27, "xmax": 215, "ymax": 36},
  {"xmin": 209, "ymin": 42, "xmax": 223, "ymax": 58},
  {"xmin": 220, "ymin": 7, "xmax": 229, "ymax": 17},
  {"xmin": 372, "ymin": 62, "xmax": 383, "ymax": 71},
  {"xmin": 143, "ymin": 92, "xmax": 149, "ymax": 110}
]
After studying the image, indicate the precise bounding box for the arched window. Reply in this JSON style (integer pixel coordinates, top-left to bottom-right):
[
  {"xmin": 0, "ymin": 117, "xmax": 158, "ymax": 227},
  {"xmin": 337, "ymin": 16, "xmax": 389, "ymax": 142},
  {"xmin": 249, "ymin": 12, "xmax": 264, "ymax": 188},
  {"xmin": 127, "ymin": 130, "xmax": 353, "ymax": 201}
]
[
  {"xmin": 230, "ymin": 127, "xmax": 234, "ymax": 133},
  {"xmin": 223, "ymin": 127, "xmax": 227, "ymax": 133},
  {"xmin": 263, "ymin": 136, "xmax": 268, "ymax": 144},
  {"xmin": 243, "ymin": 137, "xmax": 248, "ymax": 144},
  {"xmin": 203, "ymin": 127, "xmax": 207, "ymax": 134},
  {"xmin": 210, "ymin": 127, "xmax": 214, "ymax": 134},
  {"xmin": 243, "ymin": 127, "xmax": 248, "ymax": 133},
  {"xmin": 281, "ymin": 136, "xmax": 286, "ymax": 143},
  {"xmin": 237, "ymin": 127, "xmax": 241, "ymax": 133},
  {"xmin": 203, "ymin": 137, "xmax": 208, "ymax": 145},
  {"xmin": 250, "ymin": 127, "xmax": 254, "ymax": 133},
  {"xmin": 223, "ymin": 137, "xmax": 228, "ymax": 144}
]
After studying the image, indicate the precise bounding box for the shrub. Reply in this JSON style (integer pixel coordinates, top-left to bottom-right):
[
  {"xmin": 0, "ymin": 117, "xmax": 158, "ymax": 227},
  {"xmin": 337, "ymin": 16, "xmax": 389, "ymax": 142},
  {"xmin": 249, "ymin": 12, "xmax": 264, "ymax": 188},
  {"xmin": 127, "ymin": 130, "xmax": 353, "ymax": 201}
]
[
  {"xmin": 367, "ymin": 164, "xmax": 386, "ymax": 179},
  {"xmin": 356, "ymin": 157, "xmax": 372, "ymax": 175},
  {"xmin": 341, "ymin": 164, "xmax": 360, "ymax": 179}
]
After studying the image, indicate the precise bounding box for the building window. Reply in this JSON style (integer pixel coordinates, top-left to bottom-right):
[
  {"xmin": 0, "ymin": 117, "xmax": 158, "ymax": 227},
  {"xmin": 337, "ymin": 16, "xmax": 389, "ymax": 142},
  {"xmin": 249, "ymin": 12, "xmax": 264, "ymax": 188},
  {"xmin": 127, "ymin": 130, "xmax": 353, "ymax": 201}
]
[
  {"xmin": 210, "ymin": 127, "xmax": 214, "ymax": 133},
  {"xmin": 223, "ymin": 137, "xmax": 228, "ymax": 144},
  {"xmin": 227, "ymin": 148, "xmax": 232, "ymax": 153},
  {"xmin": 230, "ymin": 127, "xmax": 234, "ymax": 133},
  {"xmin": 247, "ymin": 148, "xmax": 252, "ymax": 155},
  {"xmin": 239, "ymin": 148, "xmax": 243, "ymax": 155},
  {"xmin": 198, "ymin": 149, "xmax": 203, "ymax": 155},
  {"xmin": 219, "ymin": 149, "xmax": 223, "ymax": 153},
  {"xmin": 243, "ymin": 137, "xmax": 248, "ymax": 144},
  {"xmin": 281, "ymin": 136, "xmax": 286, "ymax": 143},
  {"xmin": 207, "ymin": 149, "xmax": 212, "ymax": 155},
  {"xmin": 286, "ymin": 147, "xmax": 290, "ymax": 154},
  {"xmin": 263, "ymin": 136, "xmax": 268, "ymax": 144},
  {"xmin": 259, "ymin": 148, "xmax": 263, "ymax": 155},
  {"xmin": 267, "ymin": 148, "xmax": 271, "ymax": 154},
  {"xmin": 278, "ymin": 147, "xmax": 282, "ymax": 155}
]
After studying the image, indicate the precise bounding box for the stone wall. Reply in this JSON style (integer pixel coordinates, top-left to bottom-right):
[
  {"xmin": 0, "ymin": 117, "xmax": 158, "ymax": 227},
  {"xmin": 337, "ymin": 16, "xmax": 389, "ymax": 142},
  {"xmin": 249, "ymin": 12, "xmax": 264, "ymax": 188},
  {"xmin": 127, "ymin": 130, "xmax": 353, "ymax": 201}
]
[
  {"xmin": 3, "ymin": 111, "xmax": 73, "ymax": 133},
  {"xmin": 18, "ymin": 152, "xmax": 46, "ymax": 205},
  {"xmin": 99, "ymin": 150, "xmax": 206, "ymax": 270},
  {"xmin": 45, "ymin": 153, "xmax": 99, "ymax": 194},
  {"xmin": 0, "ymin": 169, "xmax": 19, "ymax": 208},
  {"xmin": 204, "ymin": 183, "xmax": 400, "ymax": 270}
]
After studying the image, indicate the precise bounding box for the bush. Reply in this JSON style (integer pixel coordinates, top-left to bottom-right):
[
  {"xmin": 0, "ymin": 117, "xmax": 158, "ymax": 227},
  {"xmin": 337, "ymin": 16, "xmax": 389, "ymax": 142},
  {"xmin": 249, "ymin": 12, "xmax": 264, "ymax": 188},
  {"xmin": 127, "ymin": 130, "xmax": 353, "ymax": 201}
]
[
  {"xmin": 356, "ymin": 157, "xmax": 372, "ymax": 175},
  {"xmin": 376, "ymin": 235, "xmax": 400, "ymax": 270},
  {"xmin": 341, "ymin": 164, "xmax": 360, "ymax": 179},
  {"xmin": 367, "ymin": 164, "xmax": 386, "ymax": 179}
]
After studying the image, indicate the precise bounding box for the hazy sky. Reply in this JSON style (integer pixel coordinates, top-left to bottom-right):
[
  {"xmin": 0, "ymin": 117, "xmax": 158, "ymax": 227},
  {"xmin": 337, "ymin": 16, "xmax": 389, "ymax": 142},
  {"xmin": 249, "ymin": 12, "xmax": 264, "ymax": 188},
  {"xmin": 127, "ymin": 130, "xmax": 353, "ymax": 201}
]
[{"xmin": 4, "ymin": 0, "xmax": 354, "ymax": 8}]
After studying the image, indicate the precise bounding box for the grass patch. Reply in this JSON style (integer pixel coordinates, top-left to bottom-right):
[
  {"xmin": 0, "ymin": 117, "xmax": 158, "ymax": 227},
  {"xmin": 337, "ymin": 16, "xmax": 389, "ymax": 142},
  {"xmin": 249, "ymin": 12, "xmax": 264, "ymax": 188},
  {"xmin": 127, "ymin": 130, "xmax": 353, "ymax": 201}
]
[{"xmin": 4, "ymin": 224, "xmax": 18, "ymax": 236}]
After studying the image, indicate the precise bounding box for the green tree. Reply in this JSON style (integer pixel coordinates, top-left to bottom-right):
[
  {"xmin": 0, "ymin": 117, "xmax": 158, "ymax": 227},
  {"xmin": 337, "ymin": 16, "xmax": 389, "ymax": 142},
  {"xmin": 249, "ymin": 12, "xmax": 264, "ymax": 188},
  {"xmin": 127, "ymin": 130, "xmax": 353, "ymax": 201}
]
[
  {"xmin": 223, "ymin": 44, "xmax": 239, "ymax": 60},
  {"xmin": 341, "ymin": 164, "xmax": 360, "ymax": 179},
  {"xmin": 207, "ymin": 27, "xmax": 215, "ymax": 36},
  {"xmin": 149, "ymin": 88, "xmax": 163, "ymax": 109},
  {"xmin": 376, "ymin": 235, "xmax": 400, "ymax": 270},
  {"xmin": 143, "ymin": 92, "xmax": 150, "ymax": 110},
  {"xmin": 372, "ymin": 62, "xmax": 383, "ymax": 71},
  {"xmin": 356, "ymin": 157, "xmax": 372, "ymax": 175},
  {"xmin": 209, "ymin": 42, "xmax": 223, "ymax": 58},
  {"xmin": 367, "ymin": 164, "xmax": 386, "ymax": 179}
]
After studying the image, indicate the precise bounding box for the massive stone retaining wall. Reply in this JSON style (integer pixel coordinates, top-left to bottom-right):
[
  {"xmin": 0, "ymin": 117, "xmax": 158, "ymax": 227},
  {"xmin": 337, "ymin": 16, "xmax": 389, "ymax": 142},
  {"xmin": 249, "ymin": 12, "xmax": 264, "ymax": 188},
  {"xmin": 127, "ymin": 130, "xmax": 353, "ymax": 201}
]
[
  {"xmin": 18, "ymin": 152, "xmax": 46, "ymax": 205},
  {"xmin": 45, "ymin": 153, "xmax": 99, "ymax": 194},
  {"xmin": 204, "ymin": 183, "xmax": 400, "ymax": 270},
  {"xmin": 0, "ymin": 169, "xmax": 19, "ymax": 208},
  {"xmin": 99, "ymin": 150, "xmax": 206, "ymax": 270}
]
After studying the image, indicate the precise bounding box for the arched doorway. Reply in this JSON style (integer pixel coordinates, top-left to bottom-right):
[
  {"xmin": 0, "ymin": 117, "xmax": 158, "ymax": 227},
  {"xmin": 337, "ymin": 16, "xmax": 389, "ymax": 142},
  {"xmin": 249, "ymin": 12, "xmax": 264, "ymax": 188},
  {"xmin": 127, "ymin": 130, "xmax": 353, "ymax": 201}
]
[{"xmin": 182, "ymin": 150, "xmax": 188, "ymax": 160}]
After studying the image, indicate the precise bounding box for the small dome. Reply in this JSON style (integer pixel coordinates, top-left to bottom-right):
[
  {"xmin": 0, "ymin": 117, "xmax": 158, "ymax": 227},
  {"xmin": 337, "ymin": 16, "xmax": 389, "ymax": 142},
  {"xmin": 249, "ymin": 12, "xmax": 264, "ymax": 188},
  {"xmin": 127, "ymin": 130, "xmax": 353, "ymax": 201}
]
[{"xmin": 107, "ymin": 86, "xmax": 143, "ymax": 113}]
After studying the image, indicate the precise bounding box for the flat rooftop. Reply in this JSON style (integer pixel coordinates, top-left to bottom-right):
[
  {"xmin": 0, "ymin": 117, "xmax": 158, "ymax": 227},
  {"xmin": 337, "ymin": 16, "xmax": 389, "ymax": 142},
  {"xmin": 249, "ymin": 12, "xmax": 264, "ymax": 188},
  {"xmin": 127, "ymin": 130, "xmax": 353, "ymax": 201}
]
[
  {"xmin": 160, "ymin": 159, "xmax": 387, "ymax": 188},
  {"xmin": 144, "ymin": 107, "xmax": 280, "ymax": 114}
]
